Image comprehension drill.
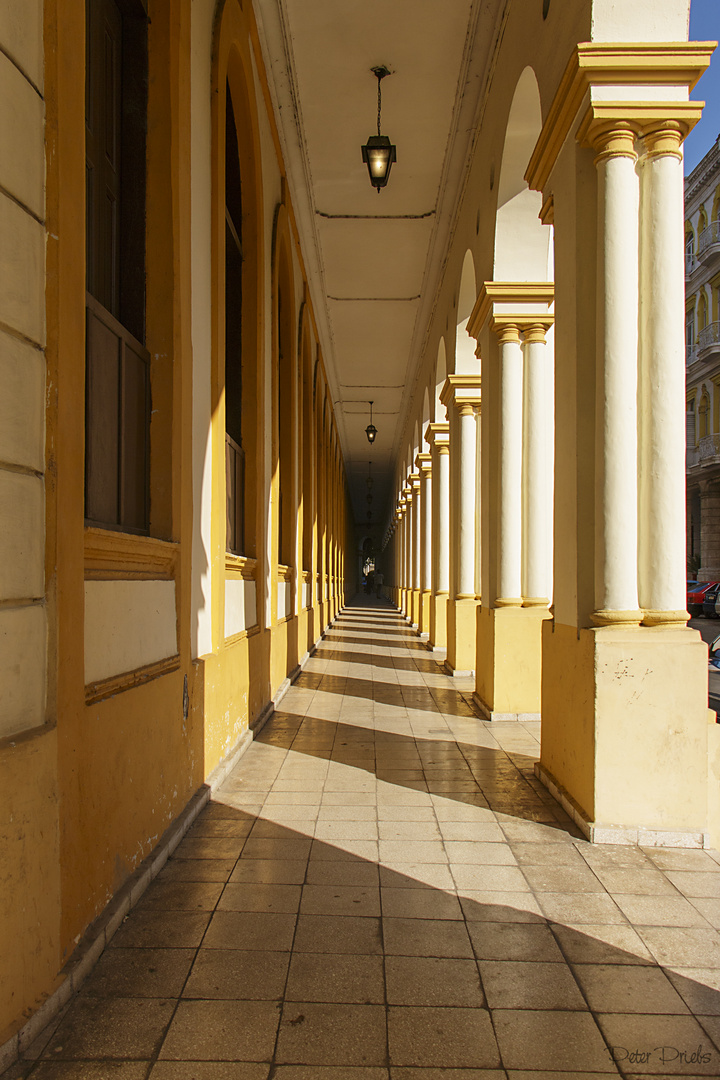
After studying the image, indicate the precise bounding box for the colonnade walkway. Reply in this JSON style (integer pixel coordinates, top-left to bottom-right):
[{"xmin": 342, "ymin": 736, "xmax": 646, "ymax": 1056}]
[{"xmin": 10, "ymin": 600, "xmax": 720, "ymax": 1078}]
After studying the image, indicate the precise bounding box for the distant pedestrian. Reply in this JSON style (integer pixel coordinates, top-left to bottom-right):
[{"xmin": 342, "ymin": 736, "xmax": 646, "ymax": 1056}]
[
  {"xmin": 375, "ymin": 571, "xmax": 384, "ymax": 599},
  {"xmin": 366, "ymin": 569, "xmax": 375, "ymax": 595}
]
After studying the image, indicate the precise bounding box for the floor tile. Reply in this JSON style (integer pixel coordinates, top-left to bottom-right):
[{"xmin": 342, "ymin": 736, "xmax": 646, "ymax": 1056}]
[
  {"xmin": 468, "ymin": 922, "xmax": 564, "ymax": 962},
  {"xmin": 285, "ymin": 952, "xmax": 384, "ymax": 1003},
  {"xmin": 150, "ymin": 1065, "xmax": 269, "ymax": 1079},
  {"xmin": 300, "ymin": 884, "xmax": 381, "ymax": 917},
  {"xmin": 380, "ymin": 887, "xmax": 462, "ymax": 920},
  {"xmin": 293, "ymin": 914, "xmax": 382, "ymax": 954},
  {"xmin": 182, "ymin": 948, "xmax": 289, "ymax": 999},
  {"xmin": 492, "ymin": 1010, "xmax": 617, "ymax": 1072},
  {"xmin": 45, "ymin": 998, "xmax": 175, "ymax": 1059},
  {"xmin": 573, "ymin": 962, "xmax": 691, "ymax": 1013},
  {"xmin": 275, "ymin": 1002, "xmax": 386, "ymax": 1066},
  {"xmin": 384, "ymin": 956, "xmax": 484, "ymax": 1006},
  {"xmin": 217, "ymin": 883, "xmax": 302, "ymax": 913},
  {"xmin": 479, "ymin": 960, "xmax": 586, "ymax": 1009},
  {"xmin": 229, "ymin": 859, "xmax": 308, "ymax": 885},
  {"xmin": 109, "ymin": 910, "xmax": 211, "ymax": 949},
  {"xmin": 203, "ymin": 910, "xmax": 296, "ymax": 950},
  {"xmin": 80, "ymin": 948, "xmax": 194, "ymax": 998},
  {"xmin": 383, "ymin": 917, "xmax": 474, "ymax": 958},
  {"xmin": 613, "ymin": 892, "xmax": 711, "ymax": 928},
  {"xmin": 159, "ymin": 1000, "xmax": 280, "ymax": 1061},
  {"xmin": 387, "ymin": 1006, "xmax": 500, "ymax": 1068},
  {"xmin": 636, "ymin": 926, "xmax": 720, "ymax": 969}
]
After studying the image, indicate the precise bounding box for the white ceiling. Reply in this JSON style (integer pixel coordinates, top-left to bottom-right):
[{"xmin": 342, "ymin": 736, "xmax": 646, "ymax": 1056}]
[{"xmin": 254, "ymin": 0, "xmax": 505, "ymax": 530}]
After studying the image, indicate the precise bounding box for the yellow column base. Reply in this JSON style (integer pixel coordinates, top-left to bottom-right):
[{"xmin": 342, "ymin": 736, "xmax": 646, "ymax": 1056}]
[
  {"xmin": 474, "ymin": 604, "xmax": 551, "ymax": 720},
  {"xmin": 419, "ymin": 590, "xmax": 431, "ymax": 637},
  {"xmin": 540, "ymin": 621, "xmax": 711, "ymax": 845},
  {"xmin": 445, "ymin": 597, "xmax": 478, "ymax": 675},
  {"xmin": 429, "ymin": 592, "xmax": 448, "ymax": 651},
  {"xmin": 410, "ymin": 589, "xmax": 420, "ymax": 628}
]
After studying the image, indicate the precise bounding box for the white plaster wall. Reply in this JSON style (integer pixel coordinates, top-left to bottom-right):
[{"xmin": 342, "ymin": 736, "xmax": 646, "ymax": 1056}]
[
  {"xmin": 277, "ymin": 580, "xmax": 292, "ymax": 620},
  {"xmin": 0, "ymin": 5, "xmax": 46, "ymax": 739},
  {"xmin": 190, "ymin": 0, "xmax": 215, "ymax": 660},
  {"xmin": 303, "ymin": 580, "xmax": 312, "ymax": 609},
  {"xmin": 591, "ymin": 0, "xmax": 690, "ymax": 42},
  {"xmin": 224, "ymin": 578, "xmax": 257, "ymax": 638},
  {"xmin": 0, "ymin": 605, "xmax": 46, "ymax": 738},
  {"xmin": 84, "ymin": 580, "xmax": 178, "ymax": 684},
  {"xmin": 255, "ymin": 42, "xmax": 282, "ymax": 632},
  {"xmin": 0, "ymin": 0, "xmax": 44, "ymax": 91},
  {"xmin": 0, "ymin": 331, "xmax": 45, "ymax": 471},
  {"xmin": 0, "ymin": 471, "xmax": 44, "ymax": 600}
]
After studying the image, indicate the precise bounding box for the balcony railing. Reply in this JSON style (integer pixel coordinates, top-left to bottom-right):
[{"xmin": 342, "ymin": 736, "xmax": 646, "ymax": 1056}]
[
  {"xmin": 686, "ymin": 252, "xmax": 698, "ymax": 276},
  {"xmin": 698, "ymin": 321, "xmax": 720, "ymax": 352},
  {"xmin": 698, "ymin": 220, "xmax": 720, "ymax": 257},
  {"xmin": 699, "ymin": 434, "xmax": 720, "ymax": 462}
]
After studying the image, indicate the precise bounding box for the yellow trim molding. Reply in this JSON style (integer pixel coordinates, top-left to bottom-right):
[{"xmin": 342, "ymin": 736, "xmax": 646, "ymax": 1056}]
[
  {"xmin": 85, "ymin": 655, "xmax": 180, "ymax": 704},
  {"xmin": 525, "ymin": 41, "xmax": 715, "ymax": 193},
  {"xmin": 84, "ymin": 527, "xmax": 179, "ymax": 580}
]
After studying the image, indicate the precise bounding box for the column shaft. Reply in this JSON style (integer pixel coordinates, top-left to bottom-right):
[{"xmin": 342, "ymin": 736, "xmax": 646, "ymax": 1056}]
[
  {"xmin": 594, "ymin": 136, "xmax": 640, "ymax": 621},
  {"xmin": 498, "ymin": 329, "xmax": 523, "ymax": 604},
  {"xmin": 522, "ymin": 327, "xmax": 550, "ymax": 605},
  {"xmin": 638, "ymin": 125, "xmax": 688, "ymax": 622},
  {"xmin": 457, "ymin": 405, "xmax": 477, "ymax": 598}
]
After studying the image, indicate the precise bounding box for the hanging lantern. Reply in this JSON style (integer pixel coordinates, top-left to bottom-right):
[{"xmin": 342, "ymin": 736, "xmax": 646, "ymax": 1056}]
[
  {"xmin": 365, "ymin": 400, "xmax": 377, "ymax": 444},
  {"xmin": 361, "ymin": 67, "xmax": 397, "ymax": 192}
]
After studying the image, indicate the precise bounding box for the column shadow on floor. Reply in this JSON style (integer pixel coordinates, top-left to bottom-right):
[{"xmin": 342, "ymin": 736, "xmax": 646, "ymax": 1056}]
[{"xmin": 16, "ymin": 797, "xmax": 720, "ymax": 1078}]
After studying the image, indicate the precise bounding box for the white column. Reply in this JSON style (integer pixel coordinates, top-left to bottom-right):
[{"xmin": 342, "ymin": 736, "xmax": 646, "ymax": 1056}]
[
  {"xmin": 433, "ymin": 436, "xmax": 450, "ymax": 595},
  {"xmin": 420, "ymin": 460, "xmax": 432, "ymax": 593},
  {"xmin": 496, "ymin": 324, "xmax": 523, "ymax": 605},
  {"xmin": 457, "ymin": 403, "xmax": 477, "ymax": 598},
  {"xmin": 638, "ymin": 122, "xmax": 688, "ymax": 624},
  {"xmin": 474, "ymin": 405, "xmax": 482, "ymax": 601},
  {"xmin": 522, "ymin": 323, "xmax": 551, "ymax": 605},
  {"xmin": 403, "ymin": 487, "xmax": 412, "ymax": 608},
  {"xmin": 592, "ymin": 125, "xmax": 641, "ymax": 623},
  {"xmin": 410, "ymin": 474, "xmax": 421, "ymax": 592}
]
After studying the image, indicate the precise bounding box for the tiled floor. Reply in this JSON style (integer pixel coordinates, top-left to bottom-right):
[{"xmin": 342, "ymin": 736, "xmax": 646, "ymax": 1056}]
[{"xmin": 8, "ymin": 599, "xmax": 720, "ymax": 1078}]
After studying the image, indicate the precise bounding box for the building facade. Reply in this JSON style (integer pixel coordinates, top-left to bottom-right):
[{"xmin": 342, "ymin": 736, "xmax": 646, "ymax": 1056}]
[
  {"xmin": 1, "ymin": 0, "xmax": 719, "ymax": 1063},
  {"xmin": 686, "ymin": 133, "xmax": 720, "ymax": 579}
]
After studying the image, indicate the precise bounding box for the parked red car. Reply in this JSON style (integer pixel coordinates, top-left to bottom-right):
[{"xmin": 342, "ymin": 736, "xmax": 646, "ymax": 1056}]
[{"xmin": 687, "ymin": 581, "xmax": 720, "ymax": 617}]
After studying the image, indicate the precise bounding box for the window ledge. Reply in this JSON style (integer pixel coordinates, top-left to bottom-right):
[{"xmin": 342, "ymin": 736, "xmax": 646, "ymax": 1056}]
[
  {"xmin": 225, "ymin": 553, "xmax": 257, "ymax": 580},
  {"xmin": 84, "ymin": 527, "xmax": 178, "ymax": 580}
]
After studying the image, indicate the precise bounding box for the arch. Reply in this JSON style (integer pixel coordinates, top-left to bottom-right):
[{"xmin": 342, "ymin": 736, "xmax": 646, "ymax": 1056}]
[
  {"xmin": 272, "ymin": 203, "xmax": 296, "ymax": 569},
  {"xmin": 713, "ymin": 187, "xmax": 720, "ymax": 223},
  {"xmin": 493, "ymin": 67, "xmax": 552, "ymax": 282},
  {"xmin": 454, "ymin": 250, "xmax": 479, "ymax": 374},
  {"xmin": 299, "ymin": 303, "xmax": 315, "ymax": 575},
  {"xmin": 213, "ymin": 10, "xmax": 264, "ymax": 559},
  {"xmin": 699, "ymin": 386, "xmax": 711, "ymax": 440},
  {"xmin": 421, "ymin": 385, "xmax": 431, "ymax": 445},
  {"xmin": 698, "ymin": 290, "xmax": 708, "ymax": 331},
  {"xmin": 698, "ymin": 205, "xmax": 708, "ymax": 235},
  {"xmin": 435, "ymin": 337, "xmax": 447, "ymax": 420}
]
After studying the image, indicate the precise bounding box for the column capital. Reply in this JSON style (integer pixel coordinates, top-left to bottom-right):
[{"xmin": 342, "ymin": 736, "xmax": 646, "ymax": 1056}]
[
  {"xmin": 469, "ymin": 282, "xmax": 554, "ymax": 339},
  {"xmin": 642, "ymin": 120, "xmax": 684, "ymax": 159},
  {"xmin": 415, "ymin": 452, "xmax": 432, "ymax": 476},
  {"xmin": 409, "ymin": 472, "xmax": 421, "ymax": 492},
  {"xmin": 580, "ymin": 119, "xmax": 639, "ymax": 163},
  {"xmin": 439, "ymin": 374, "xmax": 482, "ymax": 412},
  {"xmin": 425, "ymin": 422, "xmax": 450, "ymax": 451},
  {"xmin": 523, "ymin": 320, "xmax": 554, "ymax": 345}
]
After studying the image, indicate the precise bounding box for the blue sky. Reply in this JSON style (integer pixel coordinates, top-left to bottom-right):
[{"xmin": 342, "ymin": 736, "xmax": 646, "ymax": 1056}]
[{"xmin": 685, "ymin": 0, "xmax": 720, "ymax": 174}]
